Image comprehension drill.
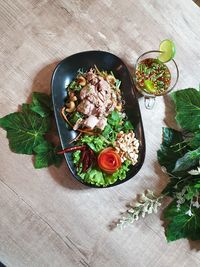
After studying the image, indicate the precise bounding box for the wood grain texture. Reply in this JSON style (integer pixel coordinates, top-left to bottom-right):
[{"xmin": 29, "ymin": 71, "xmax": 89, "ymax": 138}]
[{"xmin": 0, "ymin": 0, "xmax": 200, "ymax": 266}]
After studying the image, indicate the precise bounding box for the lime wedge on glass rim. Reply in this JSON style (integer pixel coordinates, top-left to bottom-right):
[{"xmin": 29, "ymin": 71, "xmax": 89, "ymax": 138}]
[
  {"xmin": 144, "ymin": 80, "xmax": 156, "ymax": 93},
  {"xmin": 158, "ymin": 39, "xmax": 176, "ymax": 63}
]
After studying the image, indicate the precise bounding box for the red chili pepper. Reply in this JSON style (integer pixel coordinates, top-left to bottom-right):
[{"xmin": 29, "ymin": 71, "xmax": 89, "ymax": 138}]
[
  {"xmin": 77, "ymin": 149, "xmax": 86, "ymax": 169},
  {"xmin": 57, "ymin": 145, "xmax": 86, "ymax": 155},
  {"xmin": 82, "ymin": 153, "xmax": 90, "ymax": 173}
]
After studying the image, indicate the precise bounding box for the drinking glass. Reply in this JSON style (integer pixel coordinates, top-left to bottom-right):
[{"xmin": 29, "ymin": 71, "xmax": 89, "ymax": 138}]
[{"xmin": 134, "ymin": 50, "xmax": 179, "ymax": 109}]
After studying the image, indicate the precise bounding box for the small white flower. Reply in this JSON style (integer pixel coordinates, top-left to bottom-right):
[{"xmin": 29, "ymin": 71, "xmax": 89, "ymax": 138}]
[
  {"xmin": 117, "ymin": 191, "xmax": 163, "ymax": 229},
  {"xmin": 192, "ymin": 200, "xmax": 200, "ymax": 208},
  {"xmin": 188, "ymin": 166, "xmax": 200, "ymax": 175},
  {"xmin": 185, "ymin": 209, "xmax": 193, "ymax": 217}
]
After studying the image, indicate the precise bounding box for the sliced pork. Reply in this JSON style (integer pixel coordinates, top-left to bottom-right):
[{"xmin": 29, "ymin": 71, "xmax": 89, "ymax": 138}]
[{"xmin": 83, "ymin": 115, "xmax": 99, "ymax": 129}]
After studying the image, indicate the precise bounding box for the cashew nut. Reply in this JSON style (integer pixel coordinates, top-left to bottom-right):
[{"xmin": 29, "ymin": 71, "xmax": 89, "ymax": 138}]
[
  {"xmin": 71, "ymin": 96, "xmax": 77, "ymax": 101},
  {"xmin": 69, "ymin": 92, "xmax": 77, "ymax": 101},
  {"xmin": 106, "ymin": 75, "xmax": 116, "ymax": 85},
  {"xmin": 66, "ymin": 101, "xmax": 75, "ymax": 112},
  {"xmin": 115, "ymin": 104, "xmax": 122, "ymax": 111}
]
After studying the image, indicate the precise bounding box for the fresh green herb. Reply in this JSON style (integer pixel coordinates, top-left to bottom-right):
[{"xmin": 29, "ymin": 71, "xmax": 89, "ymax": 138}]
[
  {"xmin": 0, "ymin": 92, "xmax": 63, "ymax": 168},
  {"xmin": 115, "ymin": 79, "xmax": 121, "ymax": 89},
  {"xmin": 123, "ymin": 120, "xmax": 134, "ymax": 132},
  {"xmin": 78, "ymin": 135, "xmax": 108, "ymax": 153},
  {"xmin": 77, "ymin": 68, "xmax": 84, "ymax": 75},
  {"xmin": 69, "ymin": 112, "xmax": 83, "ymax": 125},
  {"xmin": 69, "ymin": 81, "xmax": 82, "ymax": 91}
]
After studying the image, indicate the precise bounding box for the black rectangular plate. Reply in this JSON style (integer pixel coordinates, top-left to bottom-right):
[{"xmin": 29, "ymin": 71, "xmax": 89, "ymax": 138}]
[{"xmin": 51, "ymin": 50, "xmax": 145, "ymax": 187}]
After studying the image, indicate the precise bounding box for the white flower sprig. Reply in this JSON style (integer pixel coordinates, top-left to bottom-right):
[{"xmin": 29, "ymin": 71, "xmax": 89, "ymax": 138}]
[
  {"xmin": 117, "ymin": 190, "xmax": 164, "ymax": 229},
  {"xmin": 188, "ymin": 160, "xmax": 200, "ymax": 175}
]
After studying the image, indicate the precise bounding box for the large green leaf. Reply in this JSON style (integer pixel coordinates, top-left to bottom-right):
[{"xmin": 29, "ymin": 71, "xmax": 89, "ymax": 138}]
[
  {"xmin": 173, "ymin": 148, "xmax": 200, "ymax": 172},
  {"xmin": 171, "ymin": 88, "xmax": 200, "ymax": 131},
  {"xmin": 30, "ymin": 92, "xmax": 53, "ymax": 117},
  {"xmin": 189, "ymin": 131, "xmax": 200, "ymax": 149},
  {"xmin": 157, "ymin": 128, "xmax": 184, "ymax": 173},
  {"xmin": 164, "ymin": 200, "xmax": 200, "ymax": 241},
  {"xmin": 33, "ymin": 141, "xmax": 63, "ymax": 168},
  {"xmin": 0, "ymin": 111, "xmax": 50, "ymax": 154}
]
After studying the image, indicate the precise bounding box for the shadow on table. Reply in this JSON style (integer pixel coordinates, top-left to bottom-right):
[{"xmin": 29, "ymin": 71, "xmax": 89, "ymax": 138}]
[{"xmin": 29, "ymin": 60, "xmax": 90, "ymax": 191}]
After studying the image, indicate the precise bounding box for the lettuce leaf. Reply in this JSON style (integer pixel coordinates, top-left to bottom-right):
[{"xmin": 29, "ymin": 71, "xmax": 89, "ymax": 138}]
[
  {"xmin": 74, "ymin": 155, "xmax": 131, "ymax": 187},
  {"xmin": 80, "ymin": 135, "xmax": 108, "ymax": 153}
]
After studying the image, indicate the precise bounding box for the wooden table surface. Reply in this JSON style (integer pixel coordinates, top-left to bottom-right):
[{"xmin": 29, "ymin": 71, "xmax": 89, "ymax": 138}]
[{"xmin": 1, "ymin": 0, "xmax": 200, "ymax": 266}]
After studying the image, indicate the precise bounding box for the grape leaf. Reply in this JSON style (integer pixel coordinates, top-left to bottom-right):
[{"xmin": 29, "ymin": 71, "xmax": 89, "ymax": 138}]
[
  {"xmin": 173, "ymin": 148, "xmax": 200, "ymax": 172},
  {"xmin": 189, "ymin": 131, "xmax": 200, "ymax": 149},
  {"xmin": 30, "ymin": 92, "xmax": 53, "ymax": 117},
  {"xmin": 171, "ymin": 88, "xmax": 200, "ymax": 131},
  {"xmin": 157, "ymin": 128, "xmax": 184, "ymax": 173},
  {"xmin": 0, "ymin": 111, "xmax": 50, "ymax": 154},
  {"xmin": 33, "ymin": 141, "xmax": 63, "ymax": 168},
  {"xmin": 164, "ymin": 200, "xmax": 200, "ymax": 241}
]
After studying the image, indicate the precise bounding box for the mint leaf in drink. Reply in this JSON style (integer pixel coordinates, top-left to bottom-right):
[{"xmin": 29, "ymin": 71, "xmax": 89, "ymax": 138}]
[
  {"xmin": 171, "ymin": 88, "xmax": 200, "ymax": 131},
  {"xmin": 0, "ymin": 111, "xmax": 50, "ymax": 154}
]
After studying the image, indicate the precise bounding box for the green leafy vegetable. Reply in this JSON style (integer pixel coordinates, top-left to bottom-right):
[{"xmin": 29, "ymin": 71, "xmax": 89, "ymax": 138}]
[
  {"xmin": 102, "ymin": 111, "xmax": 133, "ymax": 142},
  {"xmin": 69, "ymin": 112, "xmax": 83, "ymax": 125},
  {"xmin": 69, "ymin": 80, "xmax": 82, "ymax": 91},
  {"xmin": 74, "ymin": 155, "xmax": 131, "ymax": 187},
  {"xmin": 107, "ymin": 111, "xmax": 122, "ymax": 126},
  {"xmin": 123, "ymin": 120, "xmax": 134, "ymax": 132},
  {"xmin": 0, "ymin": 111, "xmax": 50, "ymax": 154},
  {"xmin": 79, "ymin": 135, "xmax": 108, "ymax": 153},
  {"xmin": 79, "ymin": 168, "xmax": 105, "ymax": 186}
]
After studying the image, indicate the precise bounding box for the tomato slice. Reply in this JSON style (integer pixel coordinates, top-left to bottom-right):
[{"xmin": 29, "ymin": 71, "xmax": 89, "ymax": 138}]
[{"xmin": 98, "ymin": 148, "xmax": 121, "ymax": 174}]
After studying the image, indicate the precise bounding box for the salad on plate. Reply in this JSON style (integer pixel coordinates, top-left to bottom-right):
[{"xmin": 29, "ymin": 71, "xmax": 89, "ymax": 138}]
[{"xmin": 58, "ymin": 66, "xmax": 140, "ymax": 186}]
